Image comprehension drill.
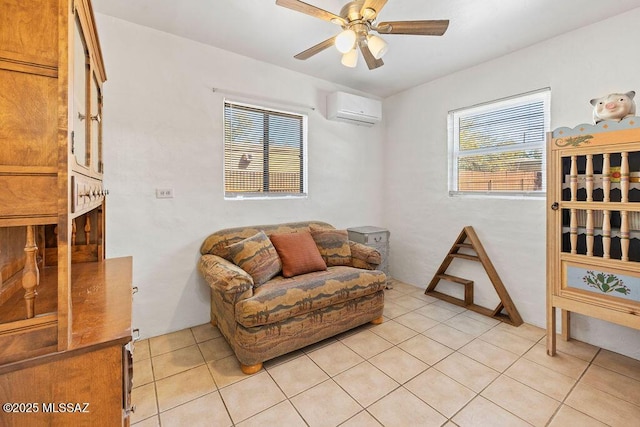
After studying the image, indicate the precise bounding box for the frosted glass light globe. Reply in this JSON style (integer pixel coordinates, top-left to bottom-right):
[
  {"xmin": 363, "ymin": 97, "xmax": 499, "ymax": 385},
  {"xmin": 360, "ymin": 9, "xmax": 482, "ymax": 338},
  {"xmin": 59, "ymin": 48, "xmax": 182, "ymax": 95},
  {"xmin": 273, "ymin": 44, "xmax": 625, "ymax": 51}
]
[
  {"xmin": 341, "ymin": 49, "xmax": 358, "ymax": 68},
  {"xmin": 335, "ymin": 29, "xmax": 357, "ymax": 54}
]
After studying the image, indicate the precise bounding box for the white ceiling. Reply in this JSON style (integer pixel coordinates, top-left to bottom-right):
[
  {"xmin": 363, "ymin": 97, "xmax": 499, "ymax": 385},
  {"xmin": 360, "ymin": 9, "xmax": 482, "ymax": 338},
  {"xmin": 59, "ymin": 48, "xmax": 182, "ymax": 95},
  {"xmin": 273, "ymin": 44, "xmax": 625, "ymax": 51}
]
[{"xmin": 92, "ymin": 0, "xmax": 640, "ymax": 98}]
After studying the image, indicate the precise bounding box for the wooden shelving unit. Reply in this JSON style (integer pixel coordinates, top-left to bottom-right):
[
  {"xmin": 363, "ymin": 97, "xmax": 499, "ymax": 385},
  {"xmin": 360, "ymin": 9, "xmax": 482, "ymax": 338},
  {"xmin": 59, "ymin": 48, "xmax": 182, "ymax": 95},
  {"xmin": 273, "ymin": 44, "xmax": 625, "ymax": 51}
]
[
  {"xmin": 426, "ymin": 226, "xmax": 523, "ymax": 326},
  {"xmin": 547, "ymin": 117, "xmax": 640, "ymax": 356},
  {"xmin": 0, "ymin": 1, "xmax": 134, "ymax": 425}
]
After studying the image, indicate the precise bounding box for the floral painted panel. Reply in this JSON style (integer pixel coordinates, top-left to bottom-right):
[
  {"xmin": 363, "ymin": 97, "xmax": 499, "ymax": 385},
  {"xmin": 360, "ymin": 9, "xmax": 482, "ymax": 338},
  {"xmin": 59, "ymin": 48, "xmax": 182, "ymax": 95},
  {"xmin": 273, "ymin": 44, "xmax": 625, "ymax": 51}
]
[{"xmin": 566, "ymin": 266, "xmax": 640, "ymax": 302}]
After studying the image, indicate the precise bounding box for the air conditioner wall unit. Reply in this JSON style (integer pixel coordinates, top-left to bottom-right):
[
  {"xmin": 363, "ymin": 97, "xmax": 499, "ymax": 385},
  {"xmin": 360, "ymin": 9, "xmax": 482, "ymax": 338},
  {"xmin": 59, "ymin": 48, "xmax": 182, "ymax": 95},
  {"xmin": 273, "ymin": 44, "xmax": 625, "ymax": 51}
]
[{"xmin": 326, "ymin": 92, "xmax": 382, "ymax": 126}]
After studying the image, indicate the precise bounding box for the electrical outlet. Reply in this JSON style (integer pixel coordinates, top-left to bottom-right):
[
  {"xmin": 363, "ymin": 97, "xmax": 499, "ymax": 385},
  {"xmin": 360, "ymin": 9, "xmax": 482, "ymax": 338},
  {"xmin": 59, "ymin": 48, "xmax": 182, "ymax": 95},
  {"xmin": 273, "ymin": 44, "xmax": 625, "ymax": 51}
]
[{"xmin": 156, "ymin": 188, "xmax": 174, "ymax": 199}]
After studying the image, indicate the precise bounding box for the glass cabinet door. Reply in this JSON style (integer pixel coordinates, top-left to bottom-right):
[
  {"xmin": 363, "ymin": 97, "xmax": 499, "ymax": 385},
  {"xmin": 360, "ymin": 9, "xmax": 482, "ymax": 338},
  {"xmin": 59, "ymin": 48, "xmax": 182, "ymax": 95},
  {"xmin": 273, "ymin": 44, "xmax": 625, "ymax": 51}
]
[
  {"xmin": 73, "ymin": 16, "xmax": 89, "ymax": 169},
  {"xmin": 90, "ymin": 73, "xmax": 103, "ymax": 175}
]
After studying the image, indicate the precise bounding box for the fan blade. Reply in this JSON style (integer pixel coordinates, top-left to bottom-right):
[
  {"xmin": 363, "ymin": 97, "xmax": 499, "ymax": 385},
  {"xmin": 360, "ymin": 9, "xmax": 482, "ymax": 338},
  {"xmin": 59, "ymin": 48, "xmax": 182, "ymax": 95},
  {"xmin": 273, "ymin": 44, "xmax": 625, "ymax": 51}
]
[
  {"xmin": 276, "ymin": 0, "xmax": 346, "ymax": 25},
  {"xmin": 361, "ymin": 0, "xmax": 388, "ymax": 19},
  {"xmin": 376, "ymin": 20, "xmax": 449, "ymax": 36},
  {"xmin": 358, "ymin": 39, "xmax": 384, "ymax": 70},
  {"xmin": 294, "ymin": 36, "xmax": 336, "ymax": 60}
]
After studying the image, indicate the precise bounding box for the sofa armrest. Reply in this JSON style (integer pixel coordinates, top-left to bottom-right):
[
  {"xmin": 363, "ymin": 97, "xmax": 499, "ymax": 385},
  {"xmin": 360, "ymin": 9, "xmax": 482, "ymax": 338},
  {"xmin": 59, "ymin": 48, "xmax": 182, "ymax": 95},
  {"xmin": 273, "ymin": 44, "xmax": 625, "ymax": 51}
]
[
  {"xmin": 349, "ymin": 241, "xmax": 381, "ymax": 270},
  {"xmin": 198, "ymin": 254, "xmax": 254, "ymax": 297}
]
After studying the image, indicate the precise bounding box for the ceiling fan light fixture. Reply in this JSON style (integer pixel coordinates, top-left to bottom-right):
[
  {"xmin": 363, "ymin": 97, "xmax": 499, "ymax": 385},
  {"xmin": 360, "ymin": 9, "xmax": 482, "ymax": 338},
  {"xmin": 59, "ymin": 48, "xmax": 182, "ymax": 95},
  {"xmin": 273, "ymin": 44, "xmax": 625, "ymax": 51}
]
[
  {"xmin": 367, "ymin": 34, "xmax": 388, "ymax": 59},
  {"xmin": 362, "ymin": 7, "xmax": 376, "ymax": 20},
  {"xmin": 341, "ymin": 48, "xmax": 358, "ymax": 68},
  {"xmin": 335, "ymin": 29, "xmax": 357, "ymax": 53}
]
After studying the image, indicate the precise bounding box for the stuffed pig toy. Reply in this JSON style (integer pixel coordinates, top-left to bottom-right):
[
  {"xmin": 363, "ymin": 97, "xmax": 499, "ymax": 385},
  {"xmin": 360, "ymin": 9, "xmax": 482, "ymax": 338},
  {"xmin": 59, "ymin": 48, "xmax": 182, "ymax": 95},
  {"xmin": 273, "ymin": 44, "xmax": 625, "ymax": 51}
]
[{"xmin": 590, "ymin": 91, "xmax": 636, "ymax": 124}]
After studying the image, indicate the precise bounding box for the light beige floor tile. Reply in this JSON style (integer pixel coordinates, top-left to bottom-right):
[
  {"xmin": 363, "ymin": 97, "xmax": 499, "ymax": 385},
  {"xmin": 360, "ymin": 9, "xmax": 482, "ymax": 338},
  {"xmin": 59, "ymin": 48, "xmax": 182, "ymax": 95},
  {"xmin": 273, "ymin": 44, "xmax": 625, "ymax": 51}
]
[
  {"xmin": 190, "ymin": 323, "xmax": 221, "ymax": 343},
  {"xmin": 131, "ymin": 415, "xmax": 159, "ymax": 427},
  {"xmin": 393, "ymin": 311, "xmax": 440, "ymax": 333},
  {"xmin": 290, "ymin": 380, "xmax": 362, "ymax": 427},
  {"xmin": 198, "ymin": 336, "xmax": 234, "ymax": 362},
  {"xmin": 405, "ymin": 368, "xmax": 476, "ymax": 418},
  {"xmin": 237, "ymin": 401, "xmax": 307, "ymax": 427},
  {"xmin": 219, "ymin": 371, "xmax": 286, "ymax": 424},
  {"xmin": 478, "ymin": 327, "xmax": 537, "ymax": 355},
  {"xmin": 149, "ymin": 328, "xmax": 196, "ymax": 356},
  {"xmin": 382, "ymin": 287, "xmax": 406, "ymax": 301},
  {"xmin": 481, "ymin": 375, "xmax": 560, "ymax": 427},
  {"xmin": 134, "ymin": 339, "xmax": 151, "ymax": 361},
  {"xmin": 388, "ymin": 281, "xmax": 422, "ymax": 294},
  {"xmin": 133, "ymin": 357, "xmax": 154, "ymax": 387},
  {"xmin": 432, "ymin": 300, "xmax": 468, "ymax": 314},
  {"xmin": 340, "ymin": 410, "xmax": 383, "ymax": 427},
  {"xmin": 460, "ymin": 309, "xmax": 502, "ymax": 326},
  {"xmin": 207, "ymin": 355, "xmax": 247, "ymax": 388},
  {"xmin": 453, "ymin": 396, "xmax": 530, "ymax": 427},
  {"xmin": 398, "ymin": 334, "xmax": 453, "ymax": 366},
  {"xmin": 301, "ymin": 335, "xmax": 338, "ymax": 353},
  {"xmin": 159, "ymin": 392, "xmax": 232, "ymax": 427},
  {"xmin": 392, "ymin": 295, "xmax": 429, "ymax": 310},
  {"xmin": 548, "ymin": 405, "xmax": 608, "ymax": 427},
  {"xmin": 307, "ymin": 340, "xmax": 364, "ymax": 376},
  {"xmin": 459, "ymin": 339, "xmax": 519, "ymax": 372},
  {"xmin": 434, "ymin": 352, "xmax": 499, "ymax": 393},
  {"xmin": 263, "ymin": 349, "xmax": 305, "ymax": 370},
  {"xmin": 267, "ymin": 354, "xmax": 329, "ymax": 397},
  {"xmin": 593, "ymin": 349, "xmax": 640, "ymax": 381},
  {"xmin": 495, "ymin": 322, "xmax": 545, "ymax": 342},
  {"xmin": 580, "ymin": 364, "xmax": 640, "ymax": 406},
  {"xmin": 414, "ymin": 303, "xmax": 459, "ymax": 322},
  {"xmin": 554, "ymin": 337, "xmax": 599, "ymax": 362},
  {"xmin": 370, "ymin": 320, "xmax": 418, "ymax": 344},
  {"xmin": 423, "ymin": 323, "xmax": 475, "ymax": 350},
  {"xmin": 151, "ymin": 344, "xmax": 205, "ymax": 380},
  {"xmin": 407, "ymin": 290, "xmax": 439, "ymax": 304},
  {"xmin": 445, "ymin": 314, "xmax": 495, "ymax": 337},
  {"xmin": 340, "ymin": 329, "xmax": 394, "ymax": 360},
  {"xmin": 130, "ymin": 382, "xmax": 157, "ymax": 425},
  {"xmin": 369, "ymin": 347, "xmax": 428, "ymax": 384},
  {"xmin": 382, "ymin": 300, "xmax": 412, "ymax": 318},
  {"xmin": 155, "ymin": 365, "xmax": 216, "ymax": 412},
  {"xmin": 565, "ymin": 382, "xmax": 640, "ymax": 426},
  {"xmin": 368, "ymin": 387, "xmax": 447, "ymax": 427},
  {"xmin": 523, "ymin": 343, "xmax": 589, "ymax": 379},
  {"xmin": 334, "ymin": 361, "xmax": 399, "ymax": 407},
  {"xmin": 504, "ymin": 358, "xmax": 576, "ymax": 401}
]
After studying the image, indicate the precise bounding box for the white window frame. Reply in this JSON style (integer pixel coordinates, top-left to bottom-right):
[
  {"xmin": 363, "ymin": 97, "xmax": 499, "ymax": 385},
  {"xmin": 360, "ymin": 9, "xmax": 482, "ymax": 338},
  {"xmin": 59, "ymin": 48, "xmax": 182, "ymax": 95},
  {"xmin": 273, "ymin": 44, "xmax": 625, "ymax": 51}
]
[
  {"xmin": 223, "ymin": 99, "xmax": 308, "ymax": 200},
  {"xmin": 448, "ymin": 88, "xmax": 551, "ymax": 199}
]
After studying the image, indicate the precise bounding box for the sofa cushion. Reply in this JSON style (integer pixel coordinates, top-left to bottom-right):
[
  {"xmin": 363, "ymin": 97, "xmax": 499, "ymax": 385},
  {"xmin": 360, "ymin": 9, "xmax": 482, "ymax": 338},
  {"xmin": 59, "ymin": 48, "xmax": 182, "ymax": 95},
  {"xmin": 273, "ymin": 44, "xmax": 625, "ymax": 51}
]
[
  {"xmin": 270, "ymin": 231, "xmax": 327, "ymax": 278},
  {"xmin": 235, "ymin": 266, "xmax": 386, "ymax": 328},
  {"xmin": 309, "ymin": 225, "xmax": 352, "ymax": 266},
  {"xmin": 227, "ymin": 231, "xmax": 282, "ymax": 286}
]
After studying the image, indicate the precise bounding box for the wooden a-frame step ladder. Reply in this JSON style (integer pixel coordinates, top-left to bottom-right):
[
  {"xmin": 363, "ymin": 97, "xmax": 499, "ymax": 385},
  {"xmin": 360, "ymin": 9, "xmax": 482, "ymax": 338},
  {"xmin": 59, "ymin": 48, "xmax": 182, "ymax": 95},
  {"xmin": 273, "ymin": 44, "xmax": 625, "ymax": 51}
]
[{"xmin": 425, "ymin": 226, "xmax": 523, "ymax": 326}]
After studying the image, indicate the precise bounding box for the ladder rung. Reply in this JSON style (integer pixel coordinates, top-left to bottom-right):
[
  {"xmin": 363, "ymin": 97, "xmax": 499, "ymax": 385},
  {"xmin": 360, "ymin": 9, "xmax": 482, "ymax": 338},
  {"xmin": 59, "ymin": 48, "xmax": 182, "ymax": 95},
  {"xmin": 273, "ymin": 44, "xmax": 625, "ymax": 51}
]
[
  {"xmin": 449, "ymin": 253, "xmax": 480, "ymax": 261},
  {"xmin": 436, "ymin": 274, "xmax": 473, "ymax": 286},
  {"xmin": 454, "ymin": 243, "xmax": 474, "ymax": 249}
]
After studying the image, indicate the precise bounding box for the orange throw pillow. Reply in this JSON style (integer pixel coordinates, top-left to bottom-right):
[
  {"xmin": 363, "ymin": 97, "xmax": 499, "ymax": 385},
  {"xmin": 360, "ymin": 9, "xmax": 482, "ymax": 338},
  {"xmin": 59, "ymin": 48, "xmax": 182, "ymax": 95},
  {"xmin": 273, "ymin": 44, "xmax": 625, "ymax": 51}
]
[{"xmin": 269, "ymin": 231, "xmax": 327, "ymax": 278}]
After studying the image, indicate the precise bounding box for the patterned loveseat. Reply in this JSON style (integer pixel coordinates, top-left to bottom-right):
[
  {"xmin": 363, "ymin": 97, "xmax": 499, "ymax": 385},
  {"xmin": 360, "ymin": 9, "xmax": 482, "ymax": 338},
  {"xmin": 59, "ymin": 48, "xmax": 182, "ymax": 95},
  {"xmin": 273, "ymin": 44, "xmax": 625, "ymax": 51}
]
[{"xmin": 198, "ymin": 221, "xmax": 386, "ymax": 374}]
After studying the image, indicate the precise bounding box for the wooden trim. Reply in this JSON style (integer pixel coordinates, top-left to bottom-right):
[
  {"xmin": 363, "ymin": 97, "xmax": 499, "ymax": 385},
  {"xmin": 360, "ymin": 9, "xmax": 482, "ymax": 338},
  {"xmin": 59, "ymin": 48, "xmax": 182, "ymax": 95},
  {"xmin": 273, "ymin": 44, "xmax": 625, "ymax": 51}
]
[{"xmin": 0, "ymin": 58, "xmax": 58, "ymax": 78}]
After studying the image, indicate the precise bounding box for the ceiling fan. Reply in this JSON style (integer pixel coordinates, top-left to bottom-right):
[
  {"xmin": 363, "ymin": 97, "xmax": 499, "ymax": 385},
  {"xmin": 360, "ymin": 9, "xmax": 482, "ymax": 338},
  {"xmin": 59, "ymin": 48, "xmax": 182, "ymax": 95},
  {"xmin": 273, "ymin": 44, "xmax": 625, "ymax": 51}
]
[{"xmin": 275, "ymin": 0, "xmax": 449, "ymax": 70}]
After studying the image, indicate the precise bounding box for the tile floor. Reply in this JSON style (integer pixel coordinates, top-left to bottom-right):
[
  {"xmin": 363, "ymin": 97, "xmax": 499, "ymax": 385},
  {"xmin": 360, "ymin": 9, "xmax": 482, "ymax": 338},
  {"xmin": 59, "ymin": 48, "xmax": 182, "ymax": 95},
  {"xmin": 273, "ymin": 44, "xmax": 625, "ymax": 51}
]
[{"xmin": 130, "ymin": 279, "xmax": 640, "ymax": 426}]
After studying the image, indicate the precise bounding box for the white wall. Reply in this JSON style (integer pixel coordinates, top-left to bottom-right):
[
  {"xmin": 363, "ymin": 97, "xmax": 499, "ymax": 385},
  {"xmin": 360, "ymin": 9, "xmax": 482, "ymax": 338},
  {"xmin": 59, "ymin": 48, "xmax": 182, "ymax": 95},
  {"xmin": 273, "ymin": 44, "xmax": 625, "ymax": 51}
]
[
  {"xmin": 383, "ymin": 9, "xmax": 640, "ymax": 359},
  {"xmin": 96, "ymin": 15, "xmax": 385, "ymax": 339}
]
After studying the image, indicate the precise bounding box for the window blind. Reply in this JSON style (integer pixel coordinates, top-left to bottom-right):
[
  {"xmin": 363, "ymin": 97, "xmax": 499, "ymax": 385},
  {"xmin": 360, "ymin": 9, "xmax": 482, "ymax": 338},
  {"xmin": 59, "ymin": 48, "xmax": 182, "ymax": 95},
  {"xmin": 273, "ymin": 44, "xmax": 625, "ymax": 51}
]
[
  {"xmin": 224, "ymin": 101, "xmax": 305, "ymax": 197},
  {"xmin": 449, "ymin": 89, "xmax": 550, "ymax": 196}
]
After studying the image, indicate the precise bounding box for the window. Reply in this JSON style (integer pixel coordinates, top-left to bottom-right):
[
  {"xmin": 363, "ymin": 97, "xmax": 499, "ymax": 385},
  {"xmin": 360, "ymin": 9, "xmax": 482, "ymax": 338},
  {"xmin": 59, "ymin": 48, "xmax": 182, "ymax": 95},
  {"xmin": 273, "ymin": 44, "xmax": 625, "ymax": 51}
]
[
  {"xmin": 224, "ymin": 100, "xmax": 307, "ymax": 198},
  {"xmin": 448, "ymin": 89, "xmax": 550, "ymax": 197}
]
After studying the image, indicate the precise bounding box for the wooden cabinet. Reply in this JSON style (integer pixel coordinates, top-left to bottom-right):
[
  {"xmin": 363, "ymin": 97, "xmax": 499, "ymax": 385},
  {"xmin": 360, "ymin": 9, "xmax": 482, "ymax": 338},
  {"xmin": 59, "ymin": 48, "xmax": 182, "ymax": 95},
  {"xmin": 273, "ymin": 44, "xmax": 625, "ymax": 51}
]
[
  {"xmin": 0, "ymin": 1, "xmax": 133, "ymax": 425},
  {"xmin": 547, "ymin": 118, "xmax": 640, "ymax": 355}
]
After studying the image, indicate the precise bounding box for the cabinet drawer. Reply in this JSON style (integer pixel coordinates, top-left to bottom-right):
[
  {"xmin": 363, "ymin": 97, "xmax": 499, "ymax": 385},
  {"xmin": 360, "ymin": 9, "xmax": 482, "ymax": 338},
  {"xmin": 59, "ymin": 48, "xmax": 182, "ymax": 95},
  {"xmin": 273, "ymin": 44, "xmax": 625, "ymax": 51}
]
[
  {"xmin": 348, "ymin": 229, "xmax": 389, "ymax": 245},
  {"xmin": 72, "ymin": 174, "xmax": 104, "ymax": 214},
  {"xmin": 0, "ymin": 173, "xmax": 57, "ymax": 222}
]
